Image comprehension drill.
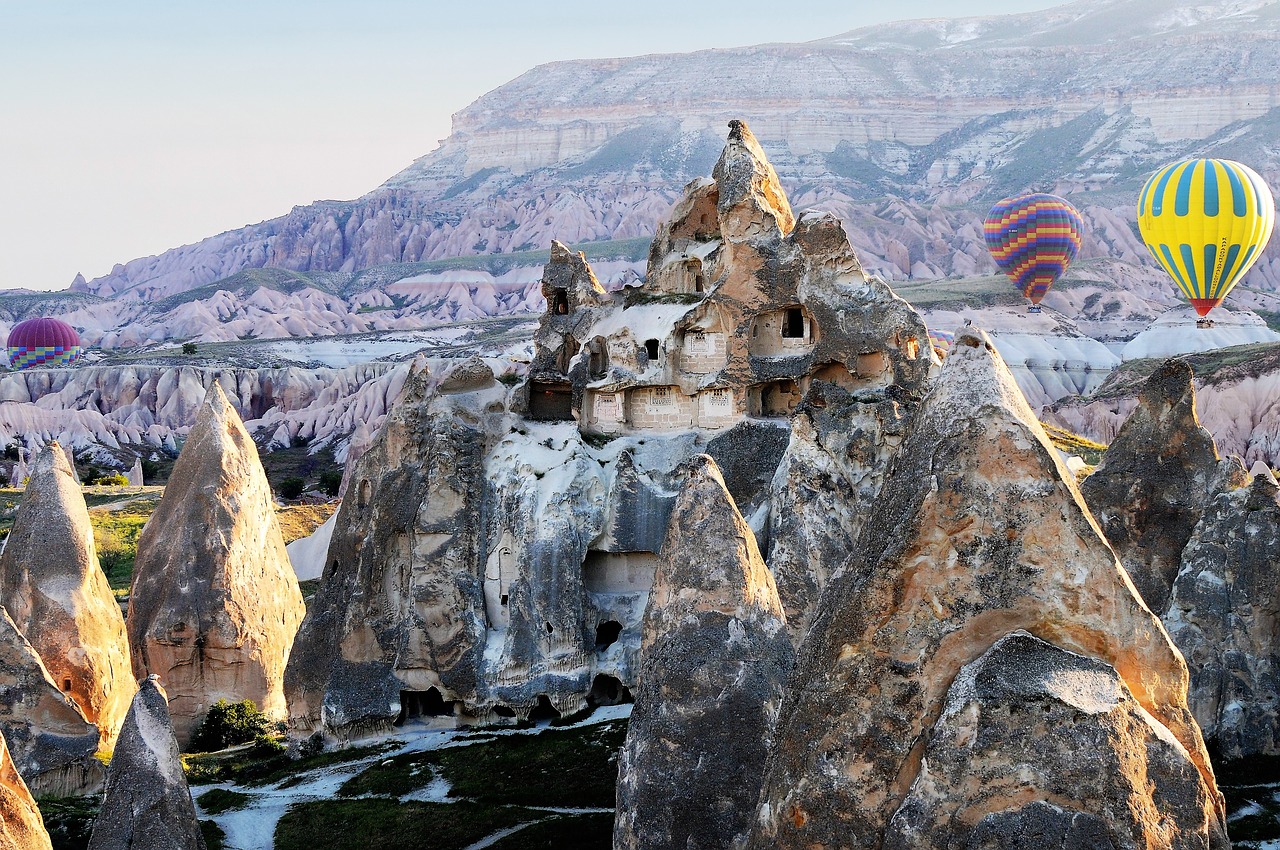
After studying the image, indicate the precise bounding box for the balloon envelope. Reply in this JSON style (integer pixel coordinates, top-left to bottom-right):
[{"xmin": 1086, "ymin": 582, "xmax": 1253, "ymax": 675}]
[
  {"xmin": 1137, "ymin": 158, "xmax": 1275, "ymax": 317},
  {"xmin": 984, "ymin": 193, "xmax": 1084, "ymax": 305},
  {"xmin": 6, "ymin": 318, "xmax": 82, "ymax": 369}
]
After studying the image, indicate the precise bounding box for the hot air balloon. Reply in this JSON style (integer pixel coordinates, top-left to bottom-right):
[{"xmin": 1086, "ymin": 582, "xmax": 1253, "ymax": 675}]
[
  {"xmin": 1137, "ymin": 158, "xmax": 1275, "ymax": 325},
  {"xmin": 928, "ymin": 328, "xmax": 954, "ymax": 356},
  {"xmin": 6, "ymin": 318, "xmax": 82, "ymax": 370},
  {"xmin": 983, "ymin": 193, "xmax": 1084, "ymax": 312}
]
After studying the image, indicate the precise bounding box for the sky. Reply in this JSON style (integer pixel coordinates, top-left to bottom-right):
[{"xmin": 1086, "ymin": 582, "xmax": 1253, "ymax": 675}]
[{"xmin": 0, "ymin": 0, "xmax": 1062, "ymax": 292}]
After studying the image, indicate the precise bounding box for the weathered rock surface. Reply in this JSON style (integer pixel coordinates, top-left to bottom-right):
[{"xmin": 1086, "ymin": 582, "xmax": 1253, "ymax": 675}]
[
  {"xmin": 0, "ymin": 730, "xmax": 51, "ymax": 850},
  {"xmin": 1163, "ymin": 470, "xmax": 1280, "ymax": 764},
  {"xmin": 87, "ymin": 678, "xmax": 206, "ymax": 850},
  {"xmin": 616, "ymin": 456, "xmax": 792, "ymax": 850},
  {"xmin": 1081, "ymin": 359, "xmax": 1243, "ymax": 612},
  {"xmin": 127, "ymin": 384, "xmax": 305, "ymax": 746},
  {"xmin": 0, "ymin": 443, "xmax": 132, "ymax": 746},
  {"xmin": 765, "ymin": 382, "xmax": 914, "ymax": 641},
  {"xmin": 284, "ymin": 364, "xmax": 496, "ymax": 735},
  {"xmin": 750, "ymin": 327, "xmax": 1226, "ymax": 850},
  {"xmin": 0, "ymin": 609, "xmax": 101, "ymax": 795},
  {"xmin": 884, "ymin": 631, "xmax": 1226, "ymax": 850}
]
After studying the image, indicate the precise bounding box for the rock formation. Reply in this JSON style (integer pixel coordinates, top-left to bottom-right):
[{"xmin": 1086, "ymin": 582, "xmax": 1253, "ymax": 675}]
[
  {"xmin": 0, "ymin": 609, "xmax": 101, "ymax": 795},
  {"xmin": 287, "ymin": 122, "xmax": 934, "ymax": 736},
  {"xmin": 750, "ymin": 327, "xmax": 1227, "ymax": 850},
  {"xmin": 126, "ymin": 457, "xmax": 144, "ymax": 486},
  {"xmin": 765, "ymin": 381, "xmax": 914, "ymax": 640},
  {"xmin": 127, "ymin": 384, "xmax": 305, "ymax": 746},
  {"xmin": 883, "ymin": 632, "xmax": 1228, "ymax": 850},
  {"xmin": 1163, "ymin": 469, "xmax": 1280, "ymax": 765},
  {"xmin": 0, "ymin": 730, "xmax": 52, "ymax": 850},
  {"xmin": 87, "ymin": 678, "xmax": 207, "ymax": 850},
  {"xmin": 0, "ymin": 442, "xmax": 132, "ymax": 746},
  {"xmin": 285, "ymin": 364, "xmax": 495, "ymax": 735},
  {"xmin": 1081, "ymin": 358, "xmax": 1242, "ymax": 611},
  {"xmin": 616, "ymin": 456, "xmax": 792, "ymax": 850}
]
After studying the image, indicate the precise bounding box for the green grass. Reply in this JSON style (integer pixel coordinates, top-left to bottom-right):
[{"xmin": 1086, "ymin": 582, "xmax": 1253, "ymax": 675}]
[
  {"xmin": 38, "ymin": 796, "xmax": 98, "ymax": 850},
  {"xmin": 1041, "ymin": 422, "xmax": 1108, "ymax": 467},
  {"xmin": 273, "ymin": 800, "xmax": 536, "ymax": 850},
  {"xmin": 196, "ymin": 788, "xmax": 251, "ymax": 815},
  {"xmin": 200, "ymin": 819, "xmax": 227, "ymax": 850},
  {"xmin": 486, "ymin": 813, "xmax": 613, "ymax": 850},
  {"xmin": 184, "ymin": 741, "xmax": 395, "ymax": 787},
  {"xmin": 89, "ymin": 502, "xmax": 153, "ymax": 594},
  {"xmin": 339, "ymin": 720, "xmax": 626, "ymax": 808}
]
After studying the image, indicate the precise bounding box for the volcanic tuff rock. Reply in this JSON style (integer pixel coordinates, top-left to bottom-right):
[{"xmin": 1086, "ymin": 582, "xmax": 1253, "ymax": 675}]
[
  {"xmin": 1163, "ymin": 469, "xmax": 1280, "ymax": 764},
  {"xmin": 1080, "ymin": 359, "xmax": 1244, "ymax": 611},
  {"xmin": 765, "ymin": 382, "xmax": 915, "ymax": 641},
  {"xmin": 883, "ymin": 631, "xmax": 1227, "ymax": 850},
  {"xmin": 0, "ymin": 609, "xmax": 101, "ymax": 796},
  {"xmin": 0, "ymin": 443, "xmax": 132, "ymax": 746},
  {"xmin": 615, "ymin": 456, "xmax": 793, "ymax": 850},
  {"xmin": 87, "ymin": 678, "xmax": 206, "ymax": 850},
  {"xmin": 0, "ymin": 731, "xmax": 51, "ymax": 850},
  {"xmin": 285, "ymin": 363, "xmax": 495, "ymax": 734},
  {"xmin": 750, "ymin": 327, "xmax": 1226, "ymax": 850},
  {"xmin": 127, "ymin": 384, "xmax": 305, "ymax": 746}
]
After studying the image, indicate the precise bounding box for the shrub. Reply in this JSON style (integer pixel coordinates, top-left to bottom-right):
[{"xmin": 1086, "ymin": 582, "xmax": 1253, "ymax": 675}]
[
  {"xmin": 182, "ymin": 342, "xmax": 198, "ymax": 355},
  {"xmin": 98, "ymin": 473, "xmax": 130, "ymax": 487},
  {"xmin": 278, "ymin": 477, "xmax": 306, "ymax": 500},
  {"xmin": 318, "ymin": 470, "xmax": 343, "ymax": 497},
  {"xmin": 189, "ymin": 699, "xmax": 274, "ymax": 753}
]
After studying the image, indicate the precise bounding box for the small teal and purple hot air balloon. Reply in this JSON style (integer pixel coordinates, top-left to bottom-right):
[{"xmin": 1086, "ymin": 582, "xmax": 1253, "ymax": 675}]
[
  {"xmin": 983, "ymin": 193, "xmax": 1084, "ymax": 312},
  {"xmin": 7, "ymin": 317, "xmax": 82, "ymax": 370}
]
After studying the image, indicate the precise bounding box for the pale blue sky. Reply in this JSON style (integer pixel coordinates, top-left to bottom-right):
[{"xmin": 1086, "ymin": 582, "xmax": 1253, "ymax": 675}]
[{"xmin": 0, "ymin": 0, "xmax": 1060, "ymax": 291}]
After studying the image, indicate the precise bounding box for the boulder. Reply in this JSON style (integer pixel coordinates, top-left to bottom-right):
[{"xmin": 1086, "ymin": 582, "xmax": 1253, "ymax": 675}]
[
  {"xmin": 0, "ymin": 729, "xmax": 51, "ymax": 850},
  {"xmin": 1164, "ymin": 471, "xmax": 1280, "ymax": 764},
  {"xmin": 87, "ymin": 678, "xmax": 206, "ymax": 850},
  {"xmin": 884, "ymin": 632, "xmax": 1226, "ymax": 850},
  {"xmin": 1081, "ymin": 359, "xmax": 1242, "ymax": 611},
  {"xmin": 0, "ymin": 442, "xmax": 132, "ymax": 746},
  {"xmin": 750, "ymin": 327, "xmax": 1226, "ymax": 850},
  {"xmin": 127, "ymin": 384, "xmax": 305, "ymax": 746},
  {"xmin": 616, "ymin": 456, "xmax": 793, "ymax": 850}
]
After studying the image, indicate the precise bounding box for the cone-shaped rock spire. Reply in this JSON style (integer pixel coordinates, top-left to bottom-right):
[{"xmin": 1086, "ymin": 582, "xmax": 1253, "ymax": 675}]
[
  {"xmin": 750, "ymin": 327, "xmax": 1227, "ymax": 850},
  {"xmin": 1081, "ymin": 358, "xmax": 1242, "ymax": 611},
  {"xmin": 616, "ymin": 456, "xmax": 793, "ymax": 850},
  {"xmin": 0, "ymin": 729, "xmax": 52, "ymax": 850},
  {"xmin": 1, "ymin": 442, "xmax": 132, "ymax": 747},
  {"xmin": 127, "ymin": 384, "xmax": 305, "ymax": 746},
  {"xmin": 87, "ymin": 678, "xmax": 206, "ymax": 850}
]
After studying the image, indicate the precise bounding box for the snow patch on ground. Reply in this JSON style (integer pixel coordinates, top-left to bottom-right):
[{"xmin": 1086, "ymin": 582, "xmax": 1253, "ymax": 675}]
[{"xmin": 1121, "ymin": 307, "xmax": 1280, "ymax": 361}]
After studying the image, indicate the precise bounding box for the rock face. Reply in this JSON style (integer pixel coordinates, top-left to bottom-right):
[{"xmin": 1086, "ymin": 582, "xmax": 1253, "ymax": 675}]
[
  {"xmin": 0, "ymin": 443, "xmax": 132, "ymax": 746},
  {"xmin": 0, "ymin": 730, "xmax": 52, "ymax": 850},
  {"xmin": 883, "ymin": 632, "xmax": 1227, "ymax": 850},
  {"xmin": 1081, "ymin": 359, "xmax": 1242, "ymax": 612},
  {"xmin": 750, "ymin": 327, "xmax": 1227, "ymax": 850},
  {"xmin": 0, "ymin": 609, "xmax": 101, "ymax": 795},
  {"xmin": 127, "ymin": 384, "xmax": 305, "ymax": 747},
  {"xmin": 1163, "ymin": 470, "xmax": 1280, "ymax": 764},
  {"xmin": 615, "ymin": 456, "xmax": 793, "ymax": 850},
  {"xmin": 87, "ymin": 678, "xmax": 206, "ymax": 850}
]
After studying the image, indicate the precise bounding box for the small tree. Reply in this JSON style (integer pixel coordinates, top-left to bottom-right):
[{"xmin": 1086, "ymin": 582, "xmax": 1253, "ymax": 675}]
[
  {"xmin": 182, "ymin": 342, "xmax": 198, "ymax": 355},
  {"xmin": 318, "ymin": 470, "xmax": 343, "ymax": 497},
  {"xmin": 98, "ymin": 473, "xmax": 129, "ymax": 487},
  {"xmin": 278, "ymin": 477, "xmax": 306, "ymax": 500},
  {"xmin": 189, "ymin": 699, "xmax": 274, "ymax": 753}
]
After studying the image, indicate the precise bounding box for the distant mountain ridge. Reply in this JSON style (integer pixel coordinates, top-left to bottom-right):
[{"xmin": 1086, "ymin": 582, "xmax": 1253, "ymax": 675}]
[{"xmin": 46, "ymin": 0, "xmax": 1280, "ymax": 348}]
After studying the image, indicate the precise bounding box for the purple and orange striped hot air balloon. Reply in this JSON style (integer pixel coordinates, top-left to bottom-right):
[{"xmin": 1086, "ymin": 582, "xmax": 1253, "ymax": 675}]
[
  {"xmin": 983, "ymin": 193, "xmax": 1084, "ymax": 312},
  {"xmin": 6, "ymin": 317, "xmax": 82, "ymax": 370}
]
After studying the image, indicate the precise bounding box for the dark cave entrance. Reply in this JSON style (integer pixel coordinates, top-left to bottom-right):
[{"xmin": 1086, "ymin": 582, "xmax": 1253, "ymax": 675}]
[
  {"xmin": 528, "ymin": 382, "xmax": 573, "ymax": 421},
  {"xmin": 595, "ymin": 621, "xmax": 623, "ymax": 651},
  {"xmin": 587, "ymin": 674, "xmax": 632, "ymax": 707},
  {"xmin": 396, "ymin": 687, "xmax": 454, "ymax": 725},
  {"xmin": 528, "ymin": 694, "xmax": 561, "ymax": 722}
]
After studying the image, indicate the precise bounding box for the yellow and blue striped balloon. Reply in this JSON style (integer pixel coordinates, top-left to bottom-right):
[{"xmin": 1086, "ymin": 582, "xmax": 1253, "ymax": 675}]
[{"xmin": 1137, "ymin": 158, "xmax": 1275, "ymax": 317}]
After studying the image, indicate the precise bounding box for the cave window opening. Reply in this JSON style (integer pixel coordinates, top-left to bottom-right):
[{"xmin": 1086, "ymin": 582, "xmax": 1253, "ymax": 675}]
[
  {"xmin": 595, "ymin": 621, "xmax": 623, "ymax": 651},
  {"xmin": 545, "ymin": 621, "xmax": 554, "ymax": 635},
  {"xmin": 782, "ymin": 307, "xmax": 805, "ymax": 338},
  {"xmin": 500, "ymin": 594, "xmax": 509, "ymax": 606},
  {"xmin": 552, "ymin": 291, "xmax": 569, "ymax": 315},
  {"xmin": 357, "ymin": 480, "xmax": 372, "ymax": 510},
  {"xmin": 529, "ymin": 695, "xmax": 561, "ymax": 722},
  {"xmin": 62, "ymin": 677, "xmax": 72, "ymax": 693},
  {"xmin": 588, "ymin": 674, "xmax": 632, "ymax": 707},
  {"xmin": 493, "ymin": 704, "xmax": 516, "ymax": 718},
  {"xmin": 694, "ymin": 273, "xmax": 705, "ymax": 293},
  {"xmin": 645, "ymin": 339, "xmax": 660, "ymax": 362}
]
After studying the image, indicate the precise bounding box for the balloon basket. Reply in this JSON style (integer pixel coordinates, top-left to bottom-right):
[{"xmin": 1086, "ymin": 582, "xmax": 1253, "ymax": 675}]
[
  {"xmin": 1028, "ymin": 305, "xmax": 1043, "ymax": 314},
  {"xmin": 1196, "ymin": 318, "xmax": 1216, "ymax": 329}
]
